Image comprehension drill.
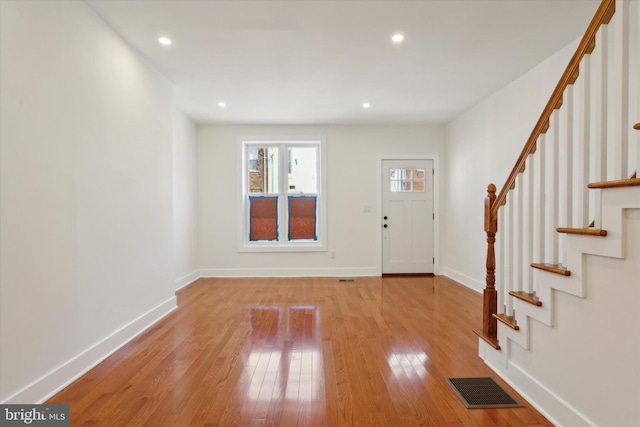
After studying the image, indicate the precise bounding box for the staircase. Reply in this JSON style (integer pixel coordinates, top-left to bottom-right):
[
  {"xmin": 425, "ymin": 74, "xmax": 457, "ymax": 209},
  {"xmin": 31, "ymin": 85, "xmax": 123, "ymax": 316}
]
[{"xmin": 474, "ymin": 1, "xmax": 640, "ymax": 426}]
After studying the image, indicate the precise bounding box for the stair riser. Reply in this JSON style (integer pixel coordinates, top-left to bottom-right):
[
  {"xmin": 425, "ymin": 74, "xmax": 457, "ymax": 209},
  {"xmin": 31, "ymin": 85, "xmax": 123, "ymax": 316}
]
[{"xmin": 492, "ymin": 188, "xmax": 636, "ymax": 359}]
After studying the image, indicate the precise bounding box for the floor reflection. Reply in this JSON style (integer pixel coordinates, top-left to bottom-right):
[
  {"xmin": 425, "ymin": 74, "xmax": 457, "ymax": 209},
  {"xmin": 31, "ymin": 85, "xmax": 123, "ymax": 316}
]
[
  {"xmin": 245, "ymin": 305, "xmax": 322, "ymax": 404},
  {"xmin": 249, "ymin": 306, "xmax": 280, "ymax": 343},
  {"xmin": 387, "ymin": 349, "xmax": 429, "ymax": 380}
]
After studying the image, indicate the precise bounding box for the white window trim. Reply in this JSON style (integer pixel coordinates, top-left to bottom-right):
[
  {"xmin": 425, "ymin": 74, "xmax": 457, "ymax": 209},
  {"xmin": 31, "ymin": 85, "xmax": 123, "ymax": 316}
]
[{"xmin": 237, "ymin": 137, "xmax": 327, "ymax": 253}]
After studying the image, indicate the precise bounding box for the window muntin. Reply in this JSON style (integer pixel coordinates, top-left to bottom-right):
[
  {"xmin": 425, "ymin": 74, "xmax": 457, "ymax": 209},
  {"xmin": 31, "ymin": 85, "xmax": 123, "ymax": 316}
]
[{"xmin": 390, "ymin": 168, "xmax": 426, "ymax": 193}]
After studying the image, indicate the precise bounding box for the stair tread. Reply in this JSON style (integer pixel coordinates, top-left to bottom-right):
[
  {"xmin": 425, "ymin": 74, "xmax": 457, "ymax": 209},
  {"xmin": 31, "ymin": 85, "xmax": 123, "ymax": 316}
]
[
  {"xmin": 509, "ymin": 291, "xmax": 543, "ymax": 307},
  {"xmin": 557, "ymin": 227, "xmax": 607, "ymax": 236},
  {"xmin": 493, "ymin": 313, "xmax": 519, "ymax": 330},
  {"xmin": 588, "ymin": 177, "xmax": 640, "ymax": 189},
  {"xmin": 531, "ymin": 263, "xmax": 571, "ymax": 276},
  {"xmin": 473, "ymin": 329, "xmax": 501, "ymax": 349}
]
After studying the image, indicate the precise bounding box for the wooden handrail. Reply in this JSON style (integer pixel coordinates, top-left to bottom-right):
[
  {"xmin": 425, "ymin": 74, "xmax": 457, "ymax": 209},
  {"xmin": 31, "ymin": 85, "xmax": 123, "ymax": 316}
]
[
  {"xmin": 634, "ymin": 122, "xmax": 640, "ymax": 130},
  {"xmin": 491, "ymin": 0, "xmax": 615, "ymax": 219}
]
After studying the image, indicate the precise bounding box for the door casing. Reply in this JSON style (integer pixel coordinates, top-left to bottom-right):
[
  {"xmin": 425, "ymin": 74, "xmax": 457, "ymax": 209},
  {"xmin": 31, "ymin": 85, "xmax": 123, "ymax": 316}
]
[{"xmin": 376, "ymin": 154, "xmax": 440, "ymax": 276}]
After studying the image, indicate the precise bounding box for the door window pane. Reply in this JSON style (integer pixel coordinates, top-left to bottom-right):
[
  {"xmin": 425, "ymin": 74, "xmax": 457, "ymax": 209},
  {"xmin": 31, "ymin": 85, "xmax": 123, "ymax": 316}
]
[
  {"xmin": 413, "ymin": 169, "xmax": 426, "ymax": 192},
  {"xmin": 390, "ymin": 169, "xmax": 403, "ymax": 192}
]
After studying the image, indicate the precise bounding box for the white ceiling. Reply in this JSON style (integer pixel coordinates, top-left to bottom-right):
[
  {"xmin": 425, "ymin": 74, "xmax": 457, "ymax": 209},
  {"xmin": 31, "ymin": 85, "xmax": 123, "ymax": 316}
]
[{"xmin": 86, "ymin": 0, "xmax": 599, "ymax": 125}]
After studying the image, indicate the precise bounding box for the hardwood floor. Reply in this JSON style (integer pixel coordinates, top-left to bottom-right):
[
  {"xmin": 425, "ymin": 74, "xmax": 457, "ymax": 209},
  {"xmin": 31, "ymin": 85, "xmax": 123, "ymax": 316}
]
[{"xmin": 48, "ymin": 276, "xmax": 552, "ymax": 426}]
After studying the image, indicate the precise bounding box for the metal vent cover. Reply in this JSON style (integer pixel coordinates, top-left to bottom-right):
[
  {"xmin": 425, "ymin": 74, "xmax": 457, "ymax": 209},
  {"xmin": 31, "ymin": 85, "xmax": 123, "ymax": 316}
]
[{"xmin": 445, "ymin": 377, "xmax": 524, "ymax": 409}]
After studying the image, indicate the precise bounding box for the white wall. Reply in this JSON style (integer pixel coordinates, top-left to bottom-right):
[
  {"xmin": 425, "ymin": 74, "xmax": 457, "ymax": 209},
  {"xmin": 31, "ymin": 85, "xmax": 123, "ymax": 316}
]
[
  {"xmin": 197, "ymin": 125, "xmax": 444, "ymax": 276},
  {"xmin": 173, "ymin": 110, "xmax": 199, "ymax": 289},
  {"xmin": 0, "ymin": 1, "xmax": 175, "ymax": 403},
  {"xmin": 510, "ymin": 210, "xmax": 640, "ymax": 427},
  {"xmin": 443, "ymin": 39, "xmax": 580, "ymax": 291}
]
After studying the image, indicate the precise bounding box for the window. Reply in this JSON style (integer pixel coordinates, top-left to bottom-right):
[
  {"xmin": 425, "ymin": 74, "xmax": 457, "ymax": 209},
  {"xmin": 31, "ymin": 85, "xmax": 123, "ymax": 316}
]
[
  {"xmin": 389, "ymin": 168, "xmax": 426, "ymax": 193},
  {"xmin": 240, "ymin": 139, "xmax": 325, "ymax": 252}
]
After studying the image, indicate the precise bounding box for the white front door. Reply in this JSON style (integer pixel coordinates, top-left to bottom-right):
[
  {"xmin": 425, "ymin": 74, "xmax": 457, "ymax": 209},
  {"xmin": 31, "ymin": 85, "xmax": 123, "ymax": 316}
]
[{"xmin": 382, "ymin": 159, "xmax": 434, "ymax": 274}]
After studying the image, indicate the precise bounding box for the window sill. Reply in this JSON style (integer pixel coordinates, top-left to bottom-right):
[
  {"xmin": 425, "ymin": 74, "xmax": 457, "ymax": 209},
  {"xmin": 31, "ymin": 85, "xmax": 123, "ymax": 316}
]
[{"xmin": 238, "ymin": 241, "xmax": 326, "ymax": 253}]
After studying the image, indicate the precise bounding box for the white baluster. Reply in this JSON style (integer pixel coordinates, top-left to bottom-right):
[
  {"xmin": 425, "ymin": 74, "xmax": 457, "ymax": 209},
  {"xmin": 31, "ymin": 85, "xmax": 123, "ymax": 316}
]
[
  {"xmin": 515, "ymin": 173, "xmax": 524, "ymax": 293},
  {"xmin": 574, "ymin": 55, "xmax": 592, "ymax": 228},
  {"xmin": 559, "ymin": 86, "xmax": 573, "ymax": 268},
  {"xmin": 610, "ymin": 0, "xmax": 630, "ymax": 180},
  {"xmin": 546, "ymin": 110, "xmax": 560, "ymax": 266},
  {"xmin": 498, "ymin": 206, "xmax": 505, "ymax": 314},
  {"xmin": 506, "ymin": 191, "xmax": 514, "ymax": 317},
  {"xmin": 534, "ymin": 134, "xmax": 546, "ymax": 266},
  {"xmin": 533, "ymin": 134, "xmax": 546, "ymax": 299},
  {"xmin": 630, "ymin": 0, "xmax": 640, "ymax": 175},
  {"xmin": 566, "ymin": 85, "xmax": 574, "ymax": 228},
  {"xmin": 524, "ymin": 154, "xmax": 534, "ymax": 294},
  {"xmin": 591, "ymin": 23, "xmax": 609, "ymax": 227}
]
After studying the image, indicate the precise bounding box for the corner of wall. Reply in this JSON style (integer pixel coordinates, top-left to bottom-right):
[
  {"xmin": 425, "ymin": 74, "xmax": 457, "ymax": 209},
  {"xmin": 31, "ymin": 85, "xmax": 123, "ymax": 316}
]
[
  {"xmin": 441, "ymin": 267, "xmax": 484, "ymax": 293},
  {"xmin": 175, "ymin": 270, "xmax": 200, "ymax": 292}
]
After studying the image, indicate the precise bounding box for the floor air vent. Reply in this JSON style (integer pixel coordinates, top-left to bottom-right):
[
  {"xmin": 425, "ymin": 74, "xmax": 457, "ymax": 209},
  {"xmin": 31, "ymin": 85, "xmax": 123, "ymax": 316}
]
[{"xmin": 445, "ymin": 377, "xmax": 524, "ymax": 409}]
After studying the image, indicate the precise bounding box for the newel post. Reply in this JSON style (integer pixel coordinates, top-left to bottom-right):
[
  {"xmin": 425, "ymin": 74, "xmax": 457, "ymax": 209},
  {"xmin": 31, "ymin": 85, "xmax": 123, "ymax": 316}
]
[{"xmin": 483, "ymin": 184, "xmax": 498, "ymax": 338}]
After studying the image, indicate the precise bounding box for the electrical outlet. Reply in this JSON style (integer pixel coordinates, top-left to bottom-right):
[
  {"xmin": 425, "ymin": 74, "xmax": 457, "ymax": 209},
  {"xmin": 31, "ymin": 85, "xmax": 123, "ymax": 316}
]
[{"xmin": 330, "ymin": 251, "xmax": 336, "ymax": 259}]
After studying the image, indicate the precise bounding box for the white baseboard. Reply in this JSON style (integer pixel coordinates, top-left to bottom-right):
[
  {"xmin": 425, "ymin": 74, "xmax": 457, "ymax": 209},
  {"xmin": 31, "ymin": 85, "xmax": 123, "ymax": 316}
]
[
  {"xmin": 199, "ymin": 267, "xmax": 378, "ymax": 278},
  {"xmin": 441, "ymin": 267, "xmax": 484, "ymax": 293},
  {"xmin": 1, "ymin": 296, "xmax": 177, "ymax": 404},
  {"xmin": 175, "ymin": 270, "xmax": 200, "ymax": 291},
  {"xmin": 480, "ymin": 341, "xmax": 595, "ymax": 427}
]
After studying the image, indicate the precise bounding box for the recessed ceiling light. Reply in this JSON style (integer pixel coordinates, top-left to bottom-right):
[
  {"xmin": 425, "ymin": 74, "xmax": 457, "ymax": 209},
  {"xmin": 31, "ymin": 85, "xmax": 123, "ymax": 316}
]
[
  {"xmin": 218, "ymin": 102, "xmax": 227, "ymax": 108},
  {"xmin": 392, "ymin": 33, "xmax": 405, "ymax": 43},
  {"xmin": 158, "ymin": 37, "xmax": 172, "ymax": 46},
  {"xmin": 362, "ymin": 103, "xmax": 371, "ymax": 109}
]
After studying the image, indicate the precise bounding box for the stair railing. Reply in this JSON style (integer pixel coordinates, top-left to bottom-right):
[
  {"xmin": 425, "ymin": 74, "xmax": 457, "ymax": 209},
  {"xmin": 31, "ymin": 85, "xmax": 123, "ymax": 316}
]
[{"xmin": 475, "ymin": 0, "xmax": 639, "ymax": 347}]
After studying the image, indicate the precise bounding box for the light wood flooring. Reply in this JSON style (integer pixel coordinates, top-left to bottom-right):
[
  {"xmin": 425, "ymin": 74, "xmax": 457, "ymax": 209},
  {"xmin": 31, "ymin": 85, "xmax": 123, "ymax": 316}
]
[{"xmin": 48, "ymin": 276, "xmax": 552, "ymax": 426}]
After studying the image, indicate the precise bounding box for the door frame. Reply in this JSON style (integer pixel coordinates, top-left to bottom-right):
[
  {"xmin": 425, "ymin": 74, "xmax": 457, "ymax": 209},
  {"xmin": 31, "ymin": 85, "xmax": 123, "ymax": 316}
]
[{"xmin": 376, "ymin": 154, "xmax": 440, "ymax": 276}]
